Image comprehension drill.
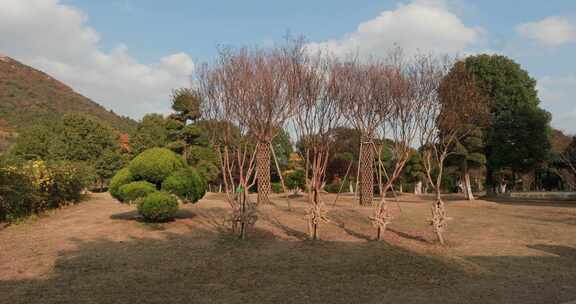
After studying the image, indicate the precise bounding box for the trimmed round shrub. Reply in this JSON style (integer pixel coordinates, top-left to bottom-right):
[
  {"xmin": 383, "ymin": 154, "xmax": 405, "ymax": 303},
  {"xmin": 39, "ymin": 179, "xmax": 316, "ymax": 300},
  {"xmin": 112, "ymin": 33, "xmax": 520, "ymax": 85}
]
[
  {"xmin": 161, "ymin": 167, "xmax": 206, "ymax": 203},
  {"xmin": 128, "ymin": 148, "xmax": 186, "ymax": 185},
  {"xmin": 137, "ymin": 192, "xmax": 179, "ymax": 222},
  {"xmin": 118, "ymin": 181, "xmax": 157, "ymax": 203},
  {"xmin": 109, "ymin": 168, "xmax": 134, "ymax": 201}
]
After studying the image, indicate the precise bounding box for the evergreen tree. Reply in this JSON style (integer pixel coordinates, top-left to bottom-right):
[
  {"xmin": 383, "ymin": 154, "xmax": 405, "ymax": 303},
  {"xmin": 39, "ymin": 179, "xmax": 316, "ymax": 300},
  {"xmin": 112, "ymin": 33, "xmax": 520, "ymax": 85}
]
[{"xmin": 463, "ymin": 55, "xmax": 551, "ymax": 192}]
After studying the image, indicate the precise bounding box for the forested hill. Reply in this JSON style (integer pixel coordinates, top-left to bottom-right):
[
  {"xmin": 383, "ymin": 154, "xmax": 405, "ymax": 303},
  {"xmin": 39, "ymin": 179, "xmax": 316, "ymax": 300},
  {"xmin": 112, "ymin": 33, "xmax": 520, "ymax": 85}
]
[{"xmin": 0, "ymin": 55, "xmax": 136, "ymax": 136}]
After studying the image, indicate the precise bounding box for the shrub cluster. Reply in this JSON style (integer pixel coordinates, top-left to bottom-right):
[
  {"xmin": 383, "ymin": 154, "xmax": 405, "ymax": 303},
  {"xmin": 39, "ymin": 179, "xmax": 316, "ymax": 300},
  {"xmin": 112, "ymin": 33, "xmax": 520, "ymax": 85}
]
[
  {"xmin": 0, "ymin": 160, "xmax": 89, "ymax": 223},
  {"xmin": 109, "ymin": 167, "xmax": 134, "ymax": 201},
  {"xmin": 129, "ymin": 147, "xmax": 186, "ymax": 185},
  {"xmin": 161, "ymin": 167, "xmax": 206, "ymax": 203},
  {"xmin": 119, "ymin": 181, "xmax": 157, "ymax": 203},
  {"xmin": 109, "ymin": 147, "xmax": 206, "ymax": 222}
]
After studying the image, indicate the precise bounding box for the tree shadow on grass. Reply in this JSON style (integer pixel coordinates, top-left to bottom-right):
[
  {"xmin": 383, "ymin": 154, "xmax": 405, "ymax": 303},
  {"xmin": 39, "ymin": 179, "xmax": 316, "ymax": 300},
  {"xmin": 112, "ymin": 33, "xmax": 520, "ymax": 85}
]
[
  {"xmin": 3, "ymin": 224, "xmax": 576, "ymax": 304},
  {"xmin": 329, "ymin": 209, "xmax": 430, "ymax": 244},
  {"xmin": 512, "ymin": 214, "xmax": 576, "ymax": 226},
  {"xmin": 527, "ymin": 244, "xmax": 576, "ymax": 258},
  {"xmin": 327, "ymin": 208, "xmax": 373, "ymax": 241},
  {"xmin": 387, "ymin": 228, "xmax": 430, "ymax": 244},
  {"xmin": 483, "ymin": 197, "xmax": 576, "ymax": 208},
  {"xmin": 0, "ymin": 228, "xmax": 468, "ymax": 304},
  {"xmin": 258, "ymin": 212, "xmax": 309, "ymax": 240}
]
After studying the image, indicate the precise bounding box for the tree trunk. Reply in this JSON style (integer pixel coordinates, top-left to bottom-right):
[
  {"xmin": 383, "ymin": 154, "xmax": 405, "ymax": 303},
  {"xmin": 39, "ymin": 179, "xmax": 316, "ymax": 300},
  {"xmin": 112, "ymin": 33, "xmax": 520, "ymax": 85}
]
[
  {"xmin": 498, "ymin": 183, "xmax": 507, "ymax": 194},
  {"xmin": 358, "ymin": 138, "xmax": 374, "ymax": 206},
  {"xmin": 182, "ymin": 144, "xmax": 188, "ymax": 163},
  {"xmin": 239, "ymin": 190, "xmax": 247, "ymax": 239},
  {"xmin": 464, "ymin": 172, "xmax": 474, "ymax": 200},
  {"xmin": 414, "ymin": 181, "xmax": 422, "ymax": 195},
  {"xmin": 256, "ymin": 142, "xmax": 271, "ymax": 204},
  {"xmin": 476, "ymin": 178, "xmax": 483, "ymax": 192}
]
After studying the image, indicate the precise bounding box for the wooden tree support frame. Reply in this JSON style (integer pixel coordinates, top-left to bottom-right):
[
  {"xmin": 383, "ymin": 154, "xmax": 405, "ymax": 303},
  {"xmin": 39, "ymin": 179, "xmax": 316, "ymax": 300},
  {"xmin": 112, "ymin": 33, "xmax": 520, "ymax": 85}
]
[
  {"xmin": 256, "ymin": 142, "xmax": 272, "ymax": 205},
  {"xmin": 358, "ymin": 137, "xmax": 375, "ymax": 206},
  {"xmin": 430, "ymin": 198, "xmax": 448, "ymax": 244}
]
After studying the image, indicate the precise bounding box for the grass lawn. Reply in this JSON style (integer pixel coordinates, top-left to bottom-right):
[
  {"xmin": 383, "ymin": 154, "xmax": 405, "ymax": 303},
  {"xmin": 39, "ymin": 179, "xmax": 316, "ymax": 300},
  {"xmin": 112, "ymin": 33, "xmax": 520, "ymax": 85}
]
[{"xmin": 1, "ymin": 192, "xmax": 576, "ymax": 303}]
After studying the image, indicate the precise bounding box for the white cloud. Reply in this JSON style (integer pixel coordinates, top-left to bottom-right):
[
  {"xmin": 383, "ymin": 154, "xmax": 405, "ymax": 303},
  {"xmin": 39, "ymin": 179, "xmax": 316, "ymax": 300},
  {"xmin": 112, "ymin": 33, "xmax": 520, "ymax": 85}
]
[
  {"xmin": 0, "ymin": 0, "xmax": 194, "ymax": 119},
  {"xmin": 305, "ymin": 0, "xmax": 483, "ymax": 57},
  {"xmin": 538, "ymin": 75, "xmax": 576, "ymax": 134},
  {"xmin": 517, "ymin": 16, "xmax": 576, "ymax": 47}
]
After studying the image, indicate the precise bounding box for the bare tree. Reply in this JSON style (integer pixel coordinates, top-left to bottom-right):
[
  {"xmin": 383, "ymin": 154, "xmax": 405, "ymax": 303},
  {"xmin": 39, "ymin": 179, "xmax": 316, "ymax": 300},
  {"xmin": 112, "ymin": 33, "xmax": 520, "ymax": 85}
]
[
  {"xmin": 371, "ymin": 51, "xmax": 424, "ymax": 240},
  {"xmin": 197, "ymin": 64, "xmax": 259, "ymax": 239},
  {"xmin": 418, "ymin": 59, "xmax": 490, "ymax": 244},
  {"xmin": 211, "ymin": 43, "xmax": 302, "ymax": 205},
  {"xmin": 332, "ymin": 59, "xmax": 386, "ymax": 206},
  {"xmin": 291, "ymin": 54, "xmax": 343, "ymax": 240}
]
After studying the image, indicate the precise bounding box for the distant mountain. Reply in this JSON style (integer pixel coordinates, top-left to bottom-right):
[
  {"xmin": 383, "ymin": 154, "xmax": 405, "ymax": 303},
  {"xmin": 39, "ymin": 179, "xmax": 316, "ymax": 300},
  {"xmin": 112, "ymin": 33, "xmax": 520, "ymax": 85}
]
[{"xmin": 0, "ymin": 55, "xmax": 137, "ymax": 152}]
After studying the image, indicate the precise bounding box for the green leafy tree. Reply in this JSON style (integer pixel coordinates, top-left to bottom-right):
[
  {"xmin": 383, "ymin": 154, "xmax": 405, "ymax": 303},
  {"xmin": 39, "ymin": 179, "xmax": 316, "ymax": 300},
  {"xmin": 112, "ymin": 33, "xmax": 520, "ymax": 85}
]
[
  {"xmin": 445, "ymin": 126, "xmax": 487, "ymax": 199},
  {"xmin": 463, "ymin": 55, "xmax": 551, "ymax": 191},
  {"xmin": 284, "ymin": 169, "xmax": 306, "ymax": 193},
  {"xmin": 94, "ymin": 149, "xmax": 125, "ymax": 191},
  {"xmin": 170, "ymin": 88, "xmax": 202, "ymax": 123},
  {"xmin": 12, "ymin": 114, "xmax": 119, "ymax": 190},
  {"xmin": 271, "ymin": 129, "xmax": 293, "ymax": 182},
  {"xmin": 399, "ymin": 151, "xmax": 426, "ymax": 194},
  {"xmin": 325, "ymin": 127, "xmax": 361, "ymax": 183},
  {"xmin": 11, "ymin": 122, "xmax": 60, "ymax": 159},
  {"xmin": 49, "ymin": 114, "xmax": 118, "ymax": 162},
  {"xmin": 489, "ymin": 106, "xmax": 551, "ymax": 185},
  {"xmin": 130, "ymin": 114, "xmax": 169, "ymax": 155}
]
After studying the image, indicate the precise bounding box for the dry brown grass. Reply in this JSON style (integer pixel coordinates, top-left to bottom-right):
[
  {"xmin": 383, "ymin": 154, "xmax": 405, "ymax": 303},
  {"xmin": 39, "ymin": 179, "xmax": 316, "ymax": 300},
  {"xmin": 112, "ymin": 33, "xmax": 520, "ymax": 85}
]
[{"xmin": 1, "ymin": 192, "xmax": 576, "ymax": 303}]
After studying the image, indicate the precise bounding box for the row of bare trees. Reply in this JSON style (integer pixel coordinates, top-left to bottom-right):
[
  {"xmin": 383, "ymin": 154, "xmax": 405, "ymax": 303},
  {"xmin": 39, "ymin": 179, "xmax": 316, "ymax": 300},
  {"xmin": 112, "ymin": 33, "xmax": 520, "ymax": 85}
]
[{"xmin": 196, "ymin": 41, "xmax": 489, "ymax": 243}]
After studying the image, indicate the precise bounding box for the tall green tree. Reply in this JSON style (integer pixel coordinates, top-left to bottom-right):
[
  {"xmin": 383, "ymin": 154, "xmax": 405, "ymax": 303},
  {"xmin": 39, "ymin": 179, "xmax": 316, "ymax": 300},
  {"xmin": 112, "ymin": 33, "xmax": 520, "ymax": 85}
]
[
  {"xmin": 399, "ymin": 151, "xmax": 426, "ymax": 194},
  {"xmin": 13, "ymin": 114, "xmax": 118, "ymax": 163},
  {"xmin": 130, "ymin": 114, "xmax": 169, "ymax": 155},
  {"xmin": 11, "ymin": 122, "xmax": 60, "ymax": 159},
  {"xmin": 445, "ymin": 126, "xmax": 487, "ymax": 199},
  {"xmin": 271, "ymin": 129, "xmax": 293, "ymax": 182},
  {"xmin": 51, "ymin": 115, "xmax": 118, "ymax": 162},
  {"xmin": 12, "ymin": 114, "xmax": 122, "ymax": 188},
  {"xmin": 489, "ymin": 106, "xmax": 551, "ymax": 181},
  {"xmin": 463, "ymin": 55, "xmax": 551, "ymax": 192},
  {"xmin": 170, "ymin": 88, "xmax": 202, "ymax": 123},
  {"xmin": 94, "ymin": 149, "xmax": 125, "ymax": 190}
]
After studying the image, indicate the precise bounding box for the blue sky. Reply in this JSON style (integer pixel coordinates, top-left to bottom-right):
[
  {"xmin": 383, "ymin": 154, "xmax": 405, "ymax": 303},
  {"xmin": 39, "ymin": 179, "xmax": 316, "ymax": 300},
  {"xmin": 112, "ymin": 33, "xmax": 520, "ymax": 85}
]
[{"xmin": 2, "ymin": 0, "xmax": 576, "ymax": 132}]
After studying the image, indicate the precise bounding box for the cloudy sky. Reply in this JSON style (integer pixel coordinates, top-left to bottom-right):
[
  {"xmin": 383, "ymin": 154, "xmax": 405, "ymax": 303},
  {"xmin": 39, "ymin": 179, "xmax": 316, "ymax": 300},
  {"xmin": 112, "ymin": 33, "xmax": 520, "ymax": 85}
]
[{"xmin": 1, "ymin": 0, "xmax": 575, "ymax": 133}]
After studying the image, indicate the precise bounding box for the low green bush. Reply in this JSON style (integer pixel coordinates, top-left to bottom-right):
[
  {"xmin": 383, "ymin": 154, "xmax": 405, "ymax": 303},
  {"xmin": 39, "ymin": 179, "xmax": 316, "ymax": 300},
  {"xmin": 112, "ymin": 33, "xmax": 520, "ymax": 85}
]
[
  {"xmin": 271, "ymin": 182, "xmax": 283, "ymax": 193},
  {"xmin": 47, "ymin": 162, "xmax": 89, "ymax": 207},
  {"xmin": 161, "ymin": 167, "xmax": 206, "ymax": 203},
  {"xmin": 137, "ymin": 192, "xmax": 179, "ymax": 222},
  {"xmin": 325, "ymin": 180, "xmax": 352, "ymax": 193},
  {"xmin": 109, "ymin": 167, "xmax": 134, "ymax": 201},
  {"xmin": 284, "ymin": 170, "xmax": 306, "ymax": 191},
  {"xmin": 129, "ymin": 148, "xmax": 186, "ymax": 185},
  {"xmin": 0, "ymin": 165, "xmax": 37, "ymax": 222},
  {"xmin": 118, "ymin": 181, "xmax": 157, "ymax": 203},
  {"xmin": 0, "ymin": 160, "xmax": 89, "ymax": 223}
]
